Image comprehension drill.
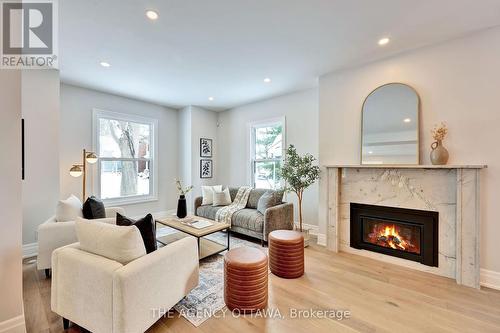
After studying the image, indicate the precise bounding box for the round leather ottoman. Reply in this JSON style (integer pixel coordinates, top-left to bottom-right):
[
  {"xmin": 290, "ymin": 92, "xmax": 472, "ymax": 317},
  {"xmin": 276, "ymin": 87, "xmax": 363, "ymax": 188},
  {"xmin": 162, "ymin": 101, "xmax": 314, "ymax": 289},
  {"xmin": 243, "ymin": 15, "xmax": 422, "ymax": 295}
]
[
  {"xmin": 269, "ymin": 230, "xmax": 304, "ymax": 278},
  {"xmin": 224, "ymin": 247, "xmax": 268, "ymax": 312}
]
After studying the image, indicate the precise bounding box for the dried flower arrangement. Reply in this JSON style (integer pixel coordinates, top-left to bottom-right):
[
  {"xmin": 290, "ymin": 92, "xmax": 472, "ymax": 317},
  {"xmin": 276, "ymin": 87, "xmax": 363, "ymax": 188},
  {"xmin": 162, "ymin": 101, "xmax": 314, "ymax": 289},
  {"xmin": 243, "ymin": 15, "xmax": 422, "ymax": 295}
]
[
  {"xmin": 431, "ymin": 122, "xmax": 448, "ymax": 142},
  {"xmin": 175, "ymin": 179, "xmax": 193, "ymax": 196}
]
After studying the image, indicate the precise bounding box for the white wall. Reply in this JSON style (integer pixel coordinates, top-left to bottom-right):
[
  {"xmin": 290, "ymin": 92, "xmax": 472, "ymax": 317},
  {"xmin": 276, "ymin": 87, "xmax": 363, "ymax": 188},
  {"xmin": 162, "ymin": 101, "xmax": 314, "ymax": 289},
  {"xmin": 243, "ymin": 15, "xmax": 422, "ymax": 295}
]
[
  {"xmin": 318, "ymin": 27, "xmax": 500, "ymax": 273},
  {"xmin": 0, "ymin": 71, "xmax": 26, "ymax": 332},
  {"xmin": 22, "ymin": 70, "xmax": 60, "ymax": 245},
  {"xmin": 177, "ymin": 106, "xmax": 219, "ymax": 210},
  {"xmin": 190, "ymin": 106, "xmax": 219, "ymax": 197},
  {"xmin": 178, "ymin": 106, "xmax": 192, "ymax": 198},
  {"xmin": 60, "ymin": 84, "xmax": 179, "ymax": 217},
  {"xmin": 217, "ymin": 88, "xmax": 319, "ymax": 227}
]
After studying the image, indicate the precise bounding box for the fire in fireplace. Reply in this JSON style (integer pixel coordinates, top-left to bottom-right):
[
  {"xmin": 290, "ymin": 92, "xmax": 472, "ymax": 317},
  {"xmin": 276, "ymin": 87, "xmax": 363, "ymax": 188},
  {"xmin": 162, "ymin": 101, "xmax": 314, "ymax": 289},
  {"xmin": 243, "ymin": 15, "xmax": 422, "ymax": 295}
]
[
  {"xmin": 351, "ymin": 203, "xmax": 438, "ymax": 267},
  {"xmin": 363, "ymin": 219, "xmax": 420, "ymax": 254}
]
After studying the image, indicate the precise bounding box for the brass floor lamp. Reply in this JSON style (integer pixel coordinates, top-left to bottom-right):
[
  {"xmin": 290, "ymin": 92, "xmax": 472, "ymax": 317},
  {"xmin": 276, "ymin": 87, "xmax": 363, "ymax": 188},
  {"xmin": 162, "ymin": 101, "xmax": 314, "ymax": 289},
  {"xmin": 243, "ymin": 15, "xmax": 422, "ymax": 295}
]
[{"xmin": 69, "ymin": 149, "xmax": 98, "ymax": 202}]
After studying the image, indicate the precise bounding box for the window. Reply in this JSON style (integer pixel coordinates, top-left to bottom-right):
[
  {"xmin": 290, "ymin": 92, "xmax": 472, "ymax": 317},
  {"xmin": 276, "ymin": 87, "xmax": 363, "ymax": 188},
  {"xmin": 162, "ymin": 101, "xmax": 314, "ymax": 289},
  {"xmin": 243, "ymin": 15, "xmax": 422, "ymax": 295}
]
[
  {"xmin": 250, "ymin": 119, "xmax": 284, "ymax": 189},
  {"xmin": 93, "ymin": 109, "xmax": 157, "ymax": 204}
]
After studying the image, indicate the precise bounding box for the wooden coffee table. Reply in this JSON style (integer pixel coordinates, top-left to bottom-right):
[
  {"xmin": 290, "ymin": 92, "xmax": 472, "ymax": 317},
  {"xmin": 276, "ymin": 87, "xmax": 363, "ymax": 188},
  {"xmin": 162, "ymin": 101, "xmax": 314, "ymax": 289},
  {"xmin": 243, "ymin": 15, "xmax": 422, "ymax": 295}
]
[{"xmin": 155, "ymin": 214, "xmax": 231, "ymax": 260}]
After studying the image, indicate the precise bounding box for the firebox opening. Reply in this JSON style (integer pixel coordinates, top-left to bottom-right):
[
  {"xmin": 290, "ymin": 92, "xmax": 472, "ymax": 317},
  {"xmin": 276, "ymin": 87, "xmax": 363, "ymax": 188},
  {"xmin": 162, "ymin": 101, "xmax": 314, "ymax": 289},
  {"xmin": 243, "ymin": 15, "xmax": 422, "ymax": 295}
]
[{"xmin": 351, "ymin": 203, "xmax": 438, "ymax": 267}]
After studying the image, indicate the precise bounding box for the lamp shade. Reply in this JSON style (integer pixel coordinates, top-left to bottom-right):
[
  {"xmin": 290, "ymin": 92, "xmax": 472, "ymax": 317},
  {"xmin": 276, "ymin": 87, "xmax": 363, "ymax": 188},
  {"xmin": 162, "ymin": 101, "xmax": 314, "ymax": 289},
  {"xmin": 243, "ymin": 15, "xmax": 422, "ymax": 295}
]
[
  {"xmin": 69, "ymin": 165, "xmax": 83, "ymax": 177},
  {"xmin": 85, "ymin": 152, "xmax": 98, "ymax": 164}
]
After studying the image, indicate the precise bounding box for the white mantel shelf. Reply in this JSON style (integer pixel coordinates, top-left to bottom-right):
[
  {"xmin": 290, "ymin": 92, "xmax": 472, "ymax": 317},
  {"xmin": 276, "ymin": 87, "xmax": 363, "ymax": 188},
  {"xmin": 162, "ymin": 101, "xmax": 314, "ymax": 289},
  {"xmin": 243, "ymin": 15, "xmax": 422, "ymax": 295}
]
[{"xmin": 324, "ymin": 164, "xmax": 487, "ymax": 169}]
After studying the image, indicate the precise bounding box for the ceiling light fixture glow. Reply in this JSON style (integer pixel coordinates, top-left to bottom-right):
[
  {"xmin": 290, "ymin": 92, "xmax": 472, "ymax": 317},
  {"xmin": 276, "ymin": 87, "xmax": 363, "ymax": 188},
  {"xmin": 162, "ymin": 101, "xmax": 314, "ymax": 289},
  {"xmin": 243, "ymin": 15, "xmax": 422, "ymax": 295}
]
[
  {"xmin": 263, "ymin": 78, "xmax": 271, "ymax": 83},
  {"xmin": 100, "ymin": 61, "xmax": 111, "ymax": 68},
  {"xmin": 404, "ymin": 118, "xmax": 411, "ymax": 123},
  {"xmin": 146, "ymin": 10, "xmax": 159, "ymax": 20},
  {"xmin": 378, "ymin": 37, "xmax": 390, "ymax": 46}
]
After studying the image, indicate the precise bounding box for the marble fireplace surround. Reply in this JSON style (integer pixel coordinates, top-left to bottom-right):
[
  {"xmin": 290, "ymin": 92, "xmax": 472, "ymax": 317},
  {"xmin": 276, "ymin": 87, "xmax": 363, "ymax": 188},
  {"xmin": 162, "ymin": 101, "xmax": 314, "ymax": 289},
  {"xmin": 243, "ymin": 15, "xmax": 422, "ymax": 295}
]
[{"xmin": 325, "ymin": 165, "xmax": 486, "ymax": 289}]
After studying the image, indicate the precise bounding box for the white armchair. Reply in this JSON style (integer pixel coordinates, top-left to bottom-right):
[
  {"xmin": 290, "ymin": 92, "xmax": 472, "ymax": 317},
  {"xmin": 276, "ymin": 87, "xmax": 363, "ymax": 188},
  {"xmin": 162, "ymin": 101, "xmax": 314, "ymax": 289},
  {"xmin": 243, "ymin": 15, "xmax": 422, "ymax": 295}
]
[
  {"xmin": 51, "ymin": 236, "xmax": 199, "ymax": 333},
  {"xmin": 37, "ymin": 207, "xmax": 125, "ymax": 276}
]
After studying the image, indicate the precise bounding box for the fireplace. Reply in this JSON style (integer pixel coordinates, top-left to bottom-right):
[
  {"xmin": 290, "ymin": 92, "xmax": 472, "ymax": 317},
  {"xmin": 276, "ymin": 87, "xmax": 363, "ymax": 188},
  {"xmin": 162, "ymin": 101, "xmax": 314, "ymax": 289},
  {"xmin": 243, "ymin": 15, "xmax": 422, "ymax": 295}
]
[{"xmin": 350, "ymin": 203, "xmax": 438, "ymax": 267}]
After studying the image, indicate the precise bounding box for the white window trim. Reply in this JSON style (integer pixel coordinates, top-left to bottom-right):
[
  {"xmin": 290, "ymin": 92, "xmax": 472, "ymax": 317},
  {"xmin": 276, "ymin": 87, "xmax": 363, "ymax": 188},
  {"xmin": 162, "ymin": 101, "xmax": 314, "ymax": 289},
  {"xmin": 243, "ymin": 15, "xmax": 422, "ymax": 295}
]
[
  {"xmin": 247, "ymin": 116, "xmax": 286, "ymax": 188},
  {"xmin": 92, "ymin": 108, "xmax": 159, "ymax": 206}
]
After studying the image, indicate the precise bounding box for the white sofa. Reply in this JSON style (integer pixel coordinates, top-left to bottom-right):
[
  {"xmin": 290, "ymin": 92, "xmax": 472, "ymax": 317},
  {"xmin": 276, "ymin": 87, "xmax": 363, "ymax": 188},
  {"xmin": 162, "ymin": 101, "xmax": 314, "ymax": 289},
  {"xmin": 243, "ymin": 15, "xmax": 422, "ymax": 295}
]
[
  {"xmin": 37, "ymin": 207, "xmax": 124, "ymax": 276},
  {"xmin": 51, "ymin": 236, "xmax": 199, "ymax": 333}
]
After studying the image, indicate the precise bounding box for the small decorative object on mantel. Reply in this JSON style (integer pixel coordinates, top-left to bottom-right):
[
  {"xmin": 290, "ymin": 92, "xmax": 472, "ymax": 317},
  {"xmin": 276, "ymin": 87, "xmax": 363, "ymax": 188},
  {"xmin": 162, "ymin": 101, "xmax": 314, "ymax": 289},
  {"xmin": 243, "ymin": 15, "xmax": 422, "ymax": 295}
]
[
  {"xmin": 280, "ymin": 144, "xmax": 320, "ymax": 247},
  {"xmin": 200, "ymin": 138, "xmax": 213, "ymax": 157},
  {"xmin": 175, "ymin": 179, "xmax": 193, "ymax": 218},
  {"xmin": 430, "ymin": 122, "xmax": 449, "ymax": 165}
]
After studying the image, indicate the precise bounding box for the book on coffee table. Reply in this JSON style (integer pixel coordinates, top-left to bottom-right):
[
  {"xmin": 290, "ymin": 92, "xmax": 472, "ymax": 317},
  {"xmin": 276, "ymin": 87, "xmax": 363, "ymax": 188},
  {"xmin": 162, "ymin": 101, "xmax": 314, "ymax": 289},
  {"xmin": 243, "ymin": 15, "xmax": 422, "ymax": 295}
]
[{"xmin": 191, "ymin": 220, "xmax": 213, "ymax": 229}]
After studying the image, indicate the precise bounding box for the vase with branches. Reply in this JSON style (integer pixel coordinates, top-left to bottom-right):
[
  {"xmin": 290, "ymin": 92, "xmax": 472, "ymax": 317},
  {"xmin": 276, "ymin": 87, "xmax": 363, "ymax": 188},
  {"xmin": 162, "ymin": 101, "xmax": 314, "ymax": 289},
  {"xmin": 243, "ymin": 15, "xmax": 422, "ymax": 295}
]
[
  {"xmin": 430, "ymin": 122, "xmax": 449, "ymax": 165},
  {"xmin": 175, "ymin": 179, "xmax": 193, "ymax": 218},
  {"xmin": 280, "ymin": 145, "xmax": 320, "ymax": 233}
]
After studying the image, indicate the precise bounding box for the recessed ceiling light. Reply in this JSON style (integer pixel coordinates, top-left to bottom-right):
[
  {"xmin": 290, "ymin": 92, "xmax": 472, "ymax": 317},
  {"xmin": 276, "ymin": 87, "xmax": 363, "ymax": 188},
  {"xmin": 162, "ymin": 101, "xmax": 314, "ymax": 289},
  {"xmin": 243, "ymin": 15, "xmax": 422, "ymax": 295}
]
[
  {"xmin": 100, "ymin": 61, "xmax": 111, "ymax": 68},
  {"xmin": 208, "ymin": 97, "xmax": 214, "ymax": 101},
  {"xmin": 263, "ymin": 78, "xmax": 271, "ymax": 83},
  {"xmin": 368, "ymin": 151, "xmax": 373, "ymax": 155},
  {"xmin": 378, "ymin": 37, "xmax": 390, "ymax": 46},
  {"xmin": 145, "ymin": 10, "xmax": 159, "ymax": 20},
  {"xmin": 404, "ymin": 118, "xmax": 411, "ymax": 123}
]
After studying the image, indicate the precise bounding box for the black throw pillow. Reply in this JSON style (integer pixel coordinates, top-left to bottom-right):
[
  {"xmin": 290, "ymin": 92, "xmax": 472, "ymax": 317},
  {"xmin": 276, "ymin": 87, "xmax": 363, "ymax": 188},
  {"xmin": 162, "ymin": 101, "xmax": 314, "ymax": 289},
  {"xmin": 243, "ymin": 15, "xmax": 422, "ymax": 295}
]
[
  {"xmin": 82, "ymin": 196, "xmax": 106, "ymax": 219},
  {"xmin": 116, "ymin": 213, "xmax": 157, "ymax": 254}
]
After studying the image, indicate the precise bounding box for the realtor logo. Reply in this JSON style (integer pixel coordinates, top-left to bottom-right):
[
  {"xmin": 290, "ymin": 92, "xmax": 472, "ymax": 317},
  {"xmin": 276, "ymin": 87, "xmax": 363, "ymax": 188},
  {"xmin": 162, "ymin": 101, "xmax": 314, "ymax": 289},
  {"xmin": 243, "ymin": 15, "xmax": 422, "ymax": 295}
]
[{"xmin": 1, "ymin": 0, "xmax": 58, "ymax": 68}]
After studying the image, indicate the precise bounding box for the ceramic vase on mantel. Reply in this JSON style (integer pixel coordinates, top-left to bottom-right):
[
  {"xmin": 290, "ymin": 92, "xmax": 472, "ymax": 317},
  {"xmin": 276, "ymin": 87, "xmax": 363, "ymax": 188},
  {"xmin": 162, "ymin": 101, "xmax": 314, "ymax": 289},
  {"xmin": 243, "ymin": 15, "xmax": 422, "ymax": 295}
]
[
  {"xmin": 176, "ymin": 195, "xmax": 187, "ymax": 218},
  {"xmin": 430, "ymin": 140, "xmax": 449, "ymax": 165}
]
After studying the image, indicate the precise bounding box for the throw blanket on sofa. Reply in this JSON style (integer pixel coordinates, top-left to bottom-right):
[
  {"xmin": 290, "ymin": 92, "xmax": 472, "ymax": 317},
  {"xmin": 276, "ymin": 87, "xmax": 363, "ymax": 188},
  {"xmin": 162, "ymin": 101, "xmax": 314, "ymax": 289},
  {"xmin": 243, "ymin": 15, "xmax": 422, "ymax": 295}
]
[{"xmin": 215, "ymin": 186, "xmax": 252, "ymax": 224}]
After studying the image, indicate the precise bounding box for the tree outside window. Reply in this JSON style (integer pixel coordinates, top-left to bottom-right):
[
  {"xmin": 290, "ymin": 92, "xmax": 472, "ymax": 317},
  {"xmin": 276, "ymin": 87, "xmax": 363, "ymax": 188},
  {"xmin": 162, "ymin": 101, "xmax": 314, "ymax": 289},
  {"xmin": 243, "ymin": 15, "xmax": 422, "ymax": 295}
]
[
  {"xmin": 94, "ymin": 110, "xmax": 157, "ymax": 204},
  {"xmin": 251, "ymin": 121, "xmax": 283, "ymax": 189}
]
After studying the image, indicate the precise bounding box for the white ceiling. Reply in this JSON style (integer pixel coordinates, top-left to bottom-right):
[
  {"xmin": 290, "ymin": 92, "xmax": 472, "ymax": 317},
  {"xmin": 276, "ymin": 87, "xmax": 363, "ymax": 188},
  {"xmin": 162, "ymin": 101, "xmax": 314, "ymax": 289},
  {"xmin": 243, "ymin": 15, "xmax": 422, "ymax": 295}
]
[{"xmin": 59, "ymin": 0, "xmax": 500, "ymax": 111}]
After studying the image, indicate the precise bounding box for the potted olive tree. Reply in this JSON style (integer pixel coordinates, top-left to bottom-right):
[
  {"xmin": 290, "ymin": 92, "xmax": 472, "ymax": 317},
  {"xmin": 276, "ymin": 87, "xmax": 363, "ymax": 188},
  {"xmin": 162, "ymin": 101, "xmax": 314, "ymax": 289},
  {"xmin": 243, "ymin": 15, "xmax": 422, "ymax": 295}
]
[{"xmin": 280, "ymin": 145, "xmax": 320, "ymax": 246}]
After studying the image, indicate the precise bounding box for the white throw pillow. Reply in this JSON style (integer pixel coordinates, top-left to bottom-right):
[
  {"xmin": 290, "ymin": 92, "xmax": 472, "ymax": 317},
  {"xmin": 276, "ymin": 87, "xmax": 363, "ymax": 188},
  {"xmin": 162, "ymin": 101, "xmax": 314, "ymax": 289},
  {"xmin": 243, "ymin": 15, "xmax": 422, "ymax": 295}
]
[
  {"xmin": 75, "ymin": 218, "xmax": 146, "ymax": 265},
  {"xmin": 213, "ymin": 188, "xmax": 232, "ymax": 206},
  {"xmin": 201, "ymin": 185, "xmax": 222, "ymax": 205},
  {"xmin": 56, "ymin": 195, "xmax": 83, "ymax": 222}
]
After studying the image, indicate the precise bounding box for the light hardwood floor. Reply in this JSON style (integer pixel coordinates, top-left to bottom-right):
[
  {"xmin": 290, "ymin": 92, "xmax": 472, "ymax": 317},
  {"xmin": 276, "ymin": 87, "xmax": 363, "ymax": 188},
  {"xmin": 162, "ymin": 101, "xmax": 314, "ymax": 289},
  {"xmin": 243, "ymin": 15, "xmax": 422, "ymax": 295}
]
[{"xmin": 23, "ymin": 240, "xmax": 500, "ymax": 333}]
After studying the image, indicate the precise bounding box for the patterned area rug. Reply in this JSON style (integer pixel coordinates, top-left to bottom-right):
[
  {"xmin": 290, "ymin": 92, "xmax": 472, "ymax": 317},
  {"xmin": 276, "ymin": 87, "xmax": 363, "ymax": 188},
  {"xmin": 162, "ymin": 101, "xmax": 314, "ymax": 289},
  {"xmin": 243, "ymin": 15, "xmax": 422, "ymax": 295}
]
[{"xmin": 171, "ymin": 231, "xmax": 267, "ymax": 327}]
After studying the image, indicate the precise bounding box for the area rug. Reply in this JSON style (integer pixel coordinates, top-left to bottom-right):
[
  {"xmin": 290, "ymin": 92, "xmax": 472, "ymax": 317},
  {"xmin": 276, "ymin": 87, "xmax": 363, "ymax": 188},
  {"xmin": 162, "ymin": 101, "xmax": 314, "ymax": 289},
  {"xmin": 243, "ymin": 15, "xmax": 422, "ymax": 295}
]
[{"xmin": 172, "ymin": 232, "xmax": 267, "ymax": 327}]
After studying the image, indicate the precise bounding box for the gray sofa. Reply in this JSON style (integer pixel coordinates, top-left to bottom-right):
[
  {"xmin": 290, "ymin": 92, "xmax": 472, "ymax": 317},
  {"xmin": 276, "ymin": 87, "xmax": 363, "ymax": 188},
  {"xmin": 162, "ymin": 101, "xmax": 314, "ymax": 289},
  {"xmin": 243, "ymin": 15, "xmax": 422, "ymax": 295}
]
[{"xmin": 194, "ymin": 187, "xmax": 294, "ymax": 242}]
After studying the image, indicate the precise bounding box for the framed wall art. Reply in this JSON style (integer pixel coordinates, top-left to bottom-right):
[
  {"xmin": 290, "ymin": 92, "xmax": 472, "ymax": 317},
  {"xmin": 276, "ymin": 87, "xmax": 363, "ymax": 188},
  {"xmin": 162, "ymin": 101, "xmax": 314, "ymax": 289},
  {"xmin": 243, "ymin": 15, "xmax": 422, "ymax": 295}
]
[
  {"xmin": 200, "ymin": 138, "xmax": 213, "ymax": 157},
  {"xmin": 200, "ymin": 159, "xmax": 213, "ymax": 178}
]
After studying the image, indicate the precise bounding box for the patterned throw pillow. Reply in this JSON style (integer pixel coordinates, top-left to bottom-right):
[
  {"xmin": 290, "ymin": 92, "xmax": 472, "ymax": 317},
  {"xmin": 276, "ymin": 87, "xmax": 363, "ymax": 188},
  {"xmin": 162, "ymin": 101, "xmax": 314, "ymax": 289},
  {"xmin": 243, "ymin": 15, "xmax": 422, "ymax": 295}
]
[{"xmin": 257, "ymin": 191, "xmax": 277, "ymax": 215}]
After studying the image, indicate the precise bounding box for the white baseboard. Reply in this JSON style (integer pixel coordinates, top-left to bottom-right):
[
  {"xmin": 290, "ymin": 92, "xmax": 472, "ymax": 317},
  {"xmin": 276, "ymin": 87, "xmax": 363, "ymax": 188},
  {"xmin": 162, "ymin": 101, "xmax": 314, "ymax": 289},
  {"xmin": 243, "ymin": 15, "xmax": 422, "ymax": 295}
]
[
  {"xmin": 316, "ymin": 234, "xmax": 327, "ymax": 246},
  {"xmin": 0, "ymin": 315, "xmax": 26, "ymax": 333},
  {"xmin": 22, "ymin": 242, "xmax": 37, "ymax": 259},
  {"xmin": 294, "ymin": 222, "xmax": 327, "ymax": 246},
  {"xmin": 480, "ymin": 268, "xmax": 500, "ymax": 290}
]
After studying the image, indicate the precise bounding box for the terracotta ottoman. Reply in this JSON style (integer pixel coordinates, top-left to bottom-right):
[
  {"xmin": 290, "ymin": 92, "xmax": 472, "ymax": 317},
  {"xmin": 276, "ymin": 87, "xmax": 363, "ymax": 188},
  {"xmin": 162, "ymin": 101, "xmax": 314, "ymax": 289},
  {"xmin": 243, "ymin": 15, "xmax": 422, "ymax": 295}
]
[
  {"xmin": 269, "ymin": 230, "xmax": 304, "ymax": 278},
  {"xmin": 224, "ymin": 247, "xmax": 268, "ymax": 312}
]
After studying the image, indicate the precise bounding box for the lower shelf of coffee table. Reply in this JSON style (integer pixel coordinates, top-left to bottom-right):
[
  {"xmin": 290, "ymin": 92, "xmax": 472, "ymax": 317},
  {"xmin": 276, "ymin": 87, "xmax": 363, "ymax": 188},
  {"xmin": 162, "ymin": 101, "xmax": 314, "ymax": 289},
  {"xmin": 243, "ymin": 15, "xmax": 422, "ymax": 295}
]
[{"xmin": 157, "ymin": 229, "xmax": 229, "ymax": 260}]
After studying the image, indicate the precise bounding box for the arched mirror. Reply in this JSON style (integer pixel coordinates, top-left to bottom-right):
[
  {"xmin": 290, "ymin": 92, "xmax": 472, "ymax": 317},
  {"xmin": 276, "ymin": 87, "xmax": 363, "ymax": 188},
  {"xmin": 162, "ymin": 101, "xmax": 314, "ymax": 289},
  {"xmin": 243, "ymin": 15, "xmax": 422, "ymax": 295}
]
[{"xmin": 361, "ymin": 83, "xmax": 420, "ymax": 165}]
